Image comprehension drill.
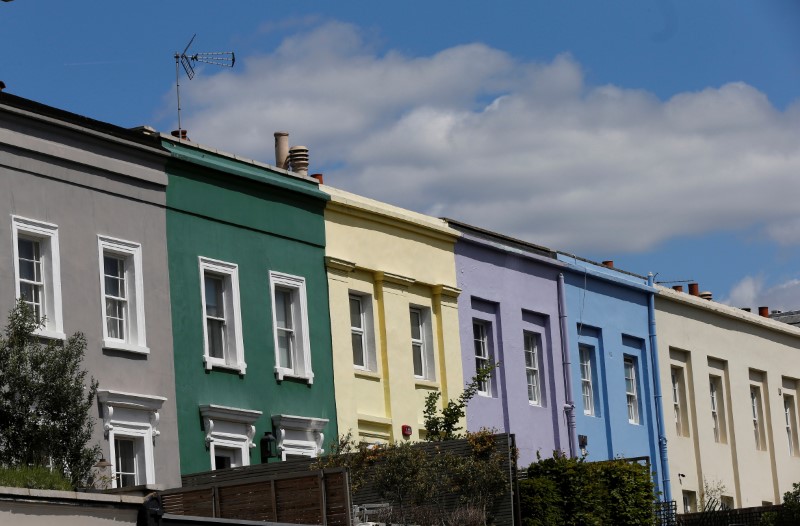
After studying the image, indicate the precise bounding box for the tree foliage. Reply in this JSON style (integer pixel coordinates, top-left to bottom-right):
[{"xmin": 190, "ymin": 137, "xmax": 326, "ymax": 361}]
[
  {"xmin": 520, "ymin": 450, "xmax": 657, "ymax": 526},
  {"xmin": 0, "ymin": 300, "xmax": 100, "ymax": 487},
  {"xmin": 423, "ymin": 363, "xmax": 497, "ymax": 441},
  {"xmin": 760, "ymin": 482, "xmax": 800, "ymax": 526}
]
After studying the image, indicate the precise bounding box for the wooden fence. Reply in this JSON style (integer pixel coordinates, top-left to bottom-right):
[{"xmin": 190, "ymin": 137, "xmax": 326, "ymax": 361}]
[{"xmin": 160, "ymin": 466, "xmax": 351, "ymax": 525}]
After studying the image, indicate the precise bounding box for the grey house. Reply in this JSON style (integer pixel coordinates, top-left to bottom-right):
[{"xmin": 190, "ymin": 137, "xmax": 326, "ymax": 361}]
[{"xmin": 0, "ymin": 93, "xmax": 180, "ymax": 489}]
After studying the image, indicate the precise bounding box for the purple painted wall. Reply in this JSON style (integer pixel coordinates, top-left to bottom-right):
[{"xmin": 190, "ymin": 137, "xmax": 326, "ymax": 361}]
[{"xmin": 450, "ymin": 223, "xmax": 571, "ymax": 467}]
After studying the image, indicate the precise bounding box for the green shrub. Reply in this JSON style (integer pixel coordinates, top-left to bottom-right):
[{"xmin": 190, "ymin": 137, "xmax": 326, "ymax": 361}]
[
  {"xmin": 521, "ymin": 451, "xmax": 656, "ymax": 526},
  {"xmin": 0, "ymin": 465, "xmax": 72, "ymax": 490}
]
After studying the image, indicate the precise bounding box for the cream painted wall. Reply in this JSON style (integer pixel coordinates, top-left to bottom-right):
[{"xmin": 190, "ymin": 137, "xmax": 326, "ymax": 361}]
[
  {"xmin": 656, "ymin": 286, "xmax": 800, "ymax": 511},
  {"xmin": 322, "ymin": 185, "xmax": 464, "ymax": 443}
]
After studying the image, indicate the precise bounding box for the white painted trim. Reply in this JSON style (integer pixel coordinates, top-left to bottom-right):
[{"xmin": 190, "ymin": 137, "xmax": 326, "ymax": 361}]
[
  {"xmin": 269, "ymin": 271, "xmax": 313, "ymax": 383},
  {"xmin": 199, "ymin": 404, "xmax": 261, "ymax": 469},
  {"xmin": 97, "ymin": 235, "xmax": 148, "ymax": 354},
  {"xmin": 272, "ymin": 414, "xmax": 328, "ymax": 458},
  {"xmin": 198, "ymin": 257, "xmax": 246, "ymax": 374},
  {"xmin": 11, "ymin": 215, "xmax": 64, "ymax": 338},
  {"xmin": 98, "ymin": 389, "xmax": 164, "ymax": 489}
]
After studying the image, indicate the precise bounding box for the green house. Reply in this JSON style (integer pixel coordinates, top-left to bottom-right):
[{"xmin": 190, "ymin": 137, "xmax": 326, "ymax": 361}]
[{"xmin": 163, "ymin": 137, "xmax": 337, "ymax": 474}]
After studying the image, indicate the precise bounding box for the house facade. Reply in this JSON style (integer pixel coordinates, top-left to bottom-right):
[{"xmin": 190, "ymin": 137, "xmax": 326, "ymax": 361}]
[
  {"xmin": 163, "ymin": 137, "xmax": 337, "ymax": 474},
  {"xmin": 0, "ymin": 93, "xmax": 181, "ymax": 488},
  {"xmin": 322, "ymin": 185, "xmax": 463, "ymax": 442},
  {"xmin": 556, "ymin": 254, "xmax": 669, "ymax": 499},
  {"xmin": 656, "ymin": 286, "xmax": 800, "ymax": 511},
  {"xmin": 447, "ymin": 220, "xmax": 574, "ymax": 467}
]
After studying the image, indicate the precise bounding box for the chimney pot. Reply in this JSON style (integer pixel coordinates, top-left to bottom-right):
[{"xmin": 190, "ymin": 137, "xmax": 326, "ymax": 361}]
[
  {"xmin": 274, "ymin": 132, "xmax": 289, "ymax": 169},
  {"xmin": 171, "ymin": 129, "xmax": 188, "ymax": 141},
  {"xmin": 672, "ymin": 285, "xmax": 684, "ymax": 293},
  {"xmin": 602, "ymin": 260, "xmax": 614, "ymax": 268},
  {"xmin": 758, "ymin": 306, "xmax": 769, "ymax": 318},
  {"xmin": 310, "ymin": 173, "xmax": 324, "ymax": 184},
  {"xmin": 699, "ymin": 291, "xmax": 713, "ymax": 301},
  {"xmin": 688, "ymin": 283, "xmax": 699, "ymax": 296},
  {"xmin": 288, "ymin": 145, "xmax": 309, "ymax": 176}
]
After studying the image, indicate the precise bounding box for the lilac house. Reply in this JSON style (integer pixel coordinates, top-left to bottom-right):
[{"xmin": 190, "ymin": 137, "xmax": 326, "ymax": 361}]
[{"xmin": 446, "ymin": 220, "xmax": 577, "ymax": 466}]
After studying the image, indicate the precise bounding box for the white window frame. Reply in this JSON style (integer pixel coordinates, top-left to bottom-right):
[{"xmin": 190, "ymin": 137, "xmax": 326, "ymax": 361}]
[
  {"xmin": 11, "ymin": 216, "xmax": 64, "ymax": 340},
  {"xmin": 785, "ymin": 395, "xmax": 798, "ymax": 457},
  {"xmin": 751, "ymin": 386, "xmax": 765, "ymax": 450},
  {"xmin": 410, "ymin": 307, "xmax": 435, "ymax": 381},
  {"xmin": 349, "ymin": 293, "xmax": 377, "ymax": 371},
  {"xmin": 624, "ymin": 357, "xmax": 640, "ymax": 424},
  {"xmin": 272, "ymin": 414, "xmax": 328, "ymax": 461},
  {"xmin": 98, "ymin": 390, "xmax": 165, "ymax": 489},
  {"xmin": 270, "ymin": 271, "xmax": 313, "ymax": 383},
  {"xmin": 579, "ymin": 345, "xmax": 595, "ymax": 416},
  {"xmin": 524, "ymin": 331, "xmax": 541, "ymax": 406},
  {"xmin": 200, "ymin": 404, "xmax": 261, "ymax": 471},
  {"xmin": 672, "ymin": 369, "xmax": 682, "ymax": 435},
  {"xmin": 710, "ymin": 376, "xmax": 724, "ymax": 443},
  {"xmin": 97, "ymin": 236, "xmax": 147, "ymax": 354},
  {"xmin": 473, "ymin": 320, "xmax": 491, "ymax": 396},
  {"xmin": 199, "ymin": 257, "xmax": 246, "ymax": 374}
]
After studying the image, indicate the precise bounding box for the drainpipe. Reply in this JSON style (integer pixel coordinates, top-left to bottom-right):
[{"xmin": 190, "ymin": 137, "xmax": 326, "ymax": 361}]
[
  {"xmin": 557, "ymin": 273, "xmax": 577, "ymax": 457},
  {"xmin": 647, "ymin": 273, "xmax": 672, "ymax": 503}
]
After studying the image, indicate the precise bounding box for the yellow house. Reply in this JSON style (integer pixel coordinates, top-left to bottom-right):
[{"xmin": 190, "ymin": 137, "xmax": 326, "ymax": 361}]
[
  {"xmin": 321, "ymin": 185, "xmax": 463, "ymax": 443},
  {"xmin": 656, "ymin": 285, "xmax": 800, "ymax": 511}
]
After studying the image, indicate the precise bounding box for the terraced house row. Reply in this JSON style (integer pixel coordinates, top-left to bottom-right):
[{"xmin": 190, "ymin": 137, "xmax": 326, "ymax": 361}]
[{"xmin": 1, "ymin": 92, "xmax": 798, "ymax": 513}]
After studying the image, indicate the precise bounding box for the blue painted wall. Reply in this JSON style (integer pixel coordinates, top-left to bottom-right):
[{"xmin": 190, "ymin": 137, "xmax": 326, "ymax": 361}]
[{"xmin": 557, "ymin": 254, "xmax": 663, "ymax": 494}]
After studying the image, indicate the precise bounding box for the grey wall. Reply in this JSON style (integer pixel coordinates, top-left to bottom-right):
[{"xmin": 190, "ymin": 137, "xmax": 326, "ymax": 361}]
[{"xmin": 0, "ymin": 103, "xmax": 180, "ymax": 488}]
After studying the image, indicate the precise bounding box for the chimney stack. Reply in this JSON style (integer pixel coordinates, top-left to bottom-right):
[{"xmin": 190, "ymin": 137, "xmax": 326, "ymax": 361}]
[
  {"xmin": 274, "ymin": 132, "xmax": 290, "ymax": 170},
  {"xmin": 758, "ymin": 306, "xmax": 769, "ymax": 318},
  {"xmin": 688, "ymin": 283, "xmax": 699, "ymax": 296},
  {"xmin": 672, "ymin": 285, "xmax": 683, "ymax": 293},
  {"xmin": 602, "ymin": 260, "xmax": 614, "ymax": 268}
]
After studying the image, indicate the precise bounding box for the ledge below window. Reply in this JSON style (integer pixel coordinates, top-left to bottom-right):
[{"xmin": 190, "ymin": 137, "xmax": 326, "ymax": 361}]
[
  {"xmin": 275, "ymin": 367, "xmax": 314, "ymax": 384},
  {"xmin": 204, "ymin": 356, "xmax": 247, "ymax": 375},
  {"xmin": 354, "ymin": 369, "xmax": 381, "ymax": 381},
  {"xmin": 414, "ymin": 379, "xmax": 439, "ymax": 390},
  {"xmin": 34, "ymin": 328, "xmax": 66, "ymax": 341},
  {"xmin": 103, "ymin": 339, "xmax": 150, "ymax": 355}
]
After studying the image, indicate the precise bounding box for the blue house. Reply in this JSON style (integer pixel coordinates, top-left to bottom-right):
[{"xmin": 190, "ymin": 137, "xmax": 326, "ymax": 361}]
[{"xmin": 556, "ymin": 253, "xmax": 671, "ymax": 501}]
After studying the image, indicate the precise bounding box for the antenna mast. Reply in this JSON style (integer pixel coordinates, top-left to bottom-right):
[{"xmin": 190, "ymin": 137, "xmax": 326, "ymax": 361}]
[{"xmin": 174, "ymin": 34, "xmax": 235, "ymax": 139}]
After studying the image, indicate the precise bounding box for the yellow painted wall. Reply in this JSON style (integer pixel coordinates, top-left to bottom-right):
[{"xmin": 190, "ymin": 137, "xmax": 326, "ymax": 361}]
[
  {"xmin": 655, "ymin": 286, "xmax": 800, "ymax": 510},
  {"xmin": 322, "ymin": 185, "xmax": 463, "ymax": 443}
]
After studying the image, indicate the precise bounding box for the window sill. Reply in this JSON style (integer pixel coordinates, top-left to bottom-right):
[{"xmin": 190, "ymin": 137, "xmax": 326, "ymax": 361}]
[
  {"xmin": 354, "ymin": 369, "xmax": 381, "ymax": 381},
  {"xmin": 414, "ymin": 379, "xmax": 439, "ymax": 390},
  {"xmin": 34, "ymin": 328, "xmax": 66, "ymax": 341},
  {"xmin": 104, "ymin": 339, "xmax": 150, "ymax": 355},
  {"xmin": 204, "ymin": 356, "xmax": 247, "ymax": 375},
  {"xmin": 478, "ymin": 392, "xmax": 493, "ymax": 398},
  {"xmin": 275, "ymin": 367, "xmax": 314, "ymax": 384},
  {"xmin": 528, "ymin": 402, "xmax": 542, "ymax": 407}
]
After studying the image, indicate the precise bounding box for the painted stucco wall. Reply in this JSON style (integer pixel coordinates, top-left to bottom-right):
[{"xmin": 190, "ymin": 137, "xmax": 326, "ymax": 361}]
[
  {"xmin": 656, "ymin": 287, "xmax": 800, "ymax": 510},
  {"xmin": 452, "ymin": 228, "xmax": 571, "ymax": 467},
  {"xmin": 0, "ymin": 100, "xmax": 181, "ymax": 488},
  {"xmin": 322, "ymin": 185, "xmax": 463, "ymax": 443},
  {"xmin": 557, "ymin": 255, "xmax": 662, "ymax": 492},
  {"xmin": 164, "ymin": 141, "xmax": 337, "ymax": 474}
]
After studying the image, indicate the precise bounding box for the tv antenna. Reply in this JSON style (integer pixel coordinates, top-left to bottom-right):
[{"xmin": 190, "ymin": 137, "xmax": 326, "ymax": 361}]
[{"xmin": 174, "ymin": 34, "xmax": 235, "ymax": 139}]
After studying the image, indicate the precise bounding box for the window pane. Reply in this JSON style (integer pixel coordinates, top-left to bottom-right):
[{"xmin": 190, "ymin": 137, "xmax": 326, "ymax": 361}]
[
  {"xmin": 106, "ymin": 298, "xmax": 125, "ymax": 339},
  {"xmin": 349, "ymin": 297, "xmax": 362, "ymax": 329},
  {"xmin": 205, "ymin": 276, "xmax": 224, "ymax": 318},
  {"xmin": 207, "ymin": 319, "xmax": 225, "ymax": 359},
  {"xmin": 275, "ymin": 288, "xmax": 292, "ymax": 329},
  {"xmin": 410, "ymin": 310, "xmax": 421, "ymax": 340},
  {"xmin": 104, "ymin": 256, "xmax": 125, "ymax": 298},
  {"xmin": 352, "ymin": 333, "xmax": 365, "ymax": 367},
  {"xmin": 412, "ymin": 343, "xmax": 423, "ymax": 377},
  {"xmin": 114, "ymin": 438, "xmax": 136, "ymax": 488},
  {"xmin": 278, "ymin": 329, "xmax": 293, "ymax": 369}
]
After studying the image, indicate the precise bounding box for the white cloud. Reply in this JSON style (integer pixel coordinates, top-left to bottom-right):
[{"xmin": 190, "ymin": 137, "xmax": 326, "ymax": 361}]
[
  {"xmin": 180, "ymin": 20, "xmax": 800, "ymax": 253},
  {"xmin": 722, "ymin": 275, "xmax": 800, "ymax": 312}
]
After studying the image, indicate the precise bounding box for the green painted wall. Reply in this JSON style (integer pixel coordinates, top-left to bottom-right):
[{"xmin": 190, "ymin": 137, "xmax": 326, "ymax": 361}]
[{"xmin": 164, "ymin": 142, "xmax": 337, "ymax": 475}]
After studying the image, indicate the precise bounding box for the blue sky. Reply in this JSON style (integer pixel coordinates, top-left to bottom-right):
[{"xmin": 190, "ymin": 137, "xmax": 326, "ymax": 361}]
[{"xmin": 3, "ymin": 1, "xmax": 800, "ymax": 310}]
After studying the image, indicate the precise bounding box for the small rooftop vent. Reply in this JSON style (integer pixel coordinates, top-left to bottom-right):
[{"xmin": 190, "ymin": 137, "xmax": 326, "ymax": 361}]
[{"xmin": 288, "ymin": 146, "xmax": 309, "ymax": 176}]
